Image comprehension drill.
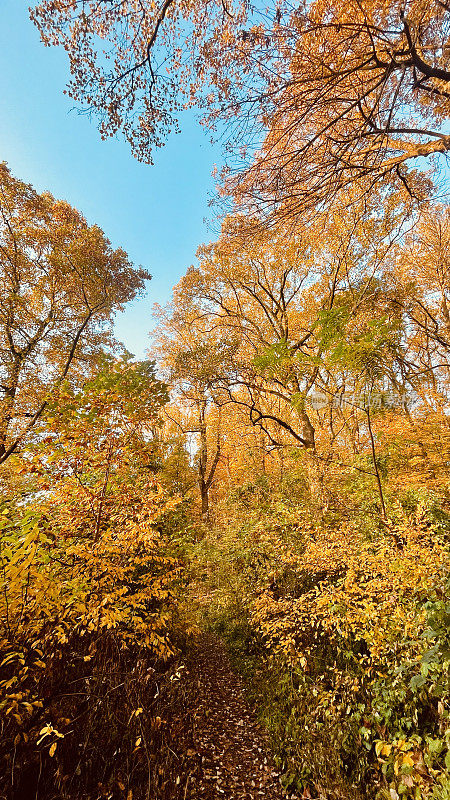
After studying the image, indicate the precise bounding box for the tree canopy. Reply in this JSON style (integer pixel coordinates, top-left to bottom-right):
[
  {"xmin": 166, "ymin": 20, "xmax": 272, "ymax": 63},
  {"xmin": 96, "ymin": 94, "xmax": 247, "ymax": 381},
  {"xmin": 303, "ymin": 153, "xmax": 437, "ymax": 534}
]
[{"xmin": 31, "ymin": 0, "xmax": 450, "ymax": 219}]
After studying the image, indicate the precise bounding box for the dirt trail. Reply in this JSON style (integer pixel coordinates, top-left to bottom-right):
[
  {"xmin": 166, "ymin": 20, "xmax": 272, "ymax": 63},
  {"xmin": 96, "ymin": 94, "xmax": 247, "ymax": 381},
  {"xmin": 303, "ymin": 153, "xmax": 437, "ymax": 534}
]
[{"xmin": 182, "ymin": 635, "xmax": 292, "ymax": 800}]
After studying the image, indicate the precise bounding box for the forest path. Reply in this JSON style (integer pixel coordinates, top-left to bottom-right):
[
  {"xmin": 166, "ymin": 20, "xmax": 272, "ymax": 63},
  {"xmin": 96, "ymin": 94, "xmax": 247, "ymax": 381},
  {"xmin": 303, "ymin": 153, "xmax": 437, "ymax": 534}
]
[{"xmin": 182, "ymin": 634, "xmax": 293, "ymax": 800}]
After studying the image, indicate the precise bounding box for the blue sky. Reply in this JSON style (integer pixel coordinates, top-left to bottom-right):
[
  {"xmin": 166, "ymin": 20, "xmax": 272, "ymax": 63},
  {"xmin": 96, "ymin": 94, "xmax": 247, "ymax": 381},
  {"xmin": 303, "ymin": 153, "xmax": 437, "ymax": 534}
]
[{"xmin": 0, "ymin": 1, "xmax": 224, "ymax": 357}]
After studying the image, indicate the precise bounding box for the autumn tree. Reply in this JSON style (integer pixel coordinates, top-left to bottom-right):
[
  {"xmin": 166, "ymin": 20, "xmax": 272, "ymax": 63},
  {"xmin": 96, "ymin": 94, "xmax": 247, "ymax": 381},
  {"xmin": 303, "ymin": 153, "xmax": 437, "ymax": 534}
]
[
  {"xmin": 152, "ymin": 307, "xmax": 234, "ymax": 520},
  {"xmin": 172, "ymin": 202, "xmax": 405, "ymax": 446},
  {"xmin": 31, "ymin": 0, "xmax": 450, "ymax": 219},
  {"xmin": 0, "ymin": 164, "xmax": 150, "ymax": 465},
  {"xmin": 165, "ymin": 218, "xmax": 314, "ymax": 452}
]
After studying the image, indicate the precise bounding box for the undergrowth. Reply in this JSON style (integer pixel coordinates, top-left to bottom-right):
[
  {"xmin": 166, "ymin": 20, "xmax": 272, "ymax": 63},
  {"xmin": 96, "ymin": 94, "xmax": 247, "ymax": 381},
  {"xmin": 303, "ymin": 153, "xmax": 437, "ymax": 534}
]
[
  {"xmin": 192, "ymin": 482, "xmax": 450, "ymax": 800},
  {"xmin": 0, "ymin": 497, "xmax": 190, "ymax": 800}
]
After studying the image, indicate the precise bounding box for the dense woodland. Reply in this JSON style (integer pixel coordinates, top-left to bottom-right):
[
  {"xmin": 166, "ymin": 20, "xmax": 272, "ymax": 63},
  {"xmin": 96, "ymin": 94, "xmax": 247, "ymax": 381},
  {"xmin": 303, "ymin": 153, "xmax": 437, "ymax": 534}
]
[{"xmin": 2, "ymin": 1, "xmax": 450, "ymax": 798}]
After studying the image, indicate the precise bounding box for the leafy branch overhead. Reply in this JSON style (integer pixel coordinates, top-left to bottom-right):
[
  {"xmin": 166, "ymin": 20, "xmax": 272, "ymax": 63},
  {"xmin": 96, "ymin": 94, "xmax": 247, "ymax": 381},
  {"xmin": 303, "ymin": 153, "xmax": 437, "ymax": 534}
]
[{"xmin": 31, "ymin": 0, "xmax": 450, "ymax": 218}]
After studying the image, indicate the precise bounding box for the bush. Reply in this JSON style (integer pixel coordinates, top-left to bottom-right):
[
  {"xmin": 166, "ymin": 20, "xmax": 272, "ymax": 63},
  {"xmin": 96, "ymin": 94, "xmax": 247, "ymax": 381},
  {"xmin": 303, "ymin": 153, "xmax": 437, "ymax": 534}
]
[
  {"xmin": 191, "ymin": 490, "xmax": 450, "ymax": 799},
  {"xmin": 0, "ymin": 494, "xmax": 184, "ymax": 799}
]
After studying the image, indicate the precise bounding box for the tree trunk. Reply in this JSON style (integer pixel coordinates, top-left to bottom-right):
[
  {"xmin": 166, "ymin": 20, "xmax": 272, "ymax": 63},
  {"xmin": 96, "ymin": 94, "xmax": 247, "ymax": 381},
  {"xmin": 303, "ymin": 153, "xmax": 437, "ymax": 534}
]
[
  {"xmin": 366, "ymin": 404, "xmax": 388, "ymax": 523},
  {"xmin": 200, "ymin": 480, "xmax": 209, "ymax": 520},
  {"xmin": 300, "ymin": 409, "xmax": 315, "ymax": 450},
  {"xmin": 196, "ymin": 399, "xmax": 221, "ymax": 523},
  {"xmin": 0, "ymin": 357, "xmax": 21, "ymax": 460}
]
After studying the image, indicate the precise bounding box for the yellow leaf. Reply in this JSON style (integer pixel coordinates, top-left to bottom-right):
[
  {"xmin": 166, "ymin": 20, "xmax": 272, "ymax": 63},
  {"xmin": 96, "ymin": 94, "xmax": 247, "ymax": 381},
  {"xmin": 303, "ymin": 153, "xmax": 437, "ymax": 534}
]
[{"xmin": 49, "ymin": 743, "xmax": 57, "ymax": 757}]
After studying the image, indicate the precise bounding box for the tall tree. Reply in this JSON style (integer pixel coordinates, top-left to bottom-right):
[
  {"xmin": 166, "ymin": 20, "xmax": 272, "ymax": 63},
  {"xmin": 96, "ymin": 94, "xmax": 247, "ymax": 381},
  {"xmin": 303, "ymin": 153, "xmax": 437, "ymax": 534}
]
[
  {"xmin": 170, "ymin": 202, "xmax": 404, "ymax": 451},
  {"xmin": 0, "ymin": 164, "xmax": 150, "ymax": 464},
  {"xmin": 152, "ymin": 311, "xmax": 230, "ymax": 520}
]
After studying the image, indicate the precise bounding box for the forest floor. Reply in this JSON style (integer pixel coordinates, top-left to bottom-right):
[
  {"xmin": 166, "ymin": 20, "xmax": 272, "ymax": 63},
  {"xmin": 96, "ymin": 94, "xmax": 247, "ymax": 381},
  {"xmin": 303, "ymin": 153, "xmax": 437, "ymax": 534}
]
[{"xmin": 179, "ymin": 634, "xmax": 295, "ymax": 800}]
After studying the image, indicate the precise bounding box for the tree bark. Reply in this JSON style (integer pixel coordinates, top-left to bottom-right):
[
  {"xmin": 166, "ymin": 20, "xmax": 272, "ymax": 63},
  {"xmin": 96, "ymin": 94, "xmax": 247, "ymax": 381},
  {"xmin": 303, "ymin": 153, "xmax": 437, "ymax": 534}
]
[
  {"xmin": 197, "ymin": 399, "xmax": 221, "ymax": 522},
  {"xmin": 0, "ymin": 357, "xmax": 21, "ymax": 460},
  {"xmin": 366, "ymin": 403, "xmax": 388, "ymax": 523}
]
